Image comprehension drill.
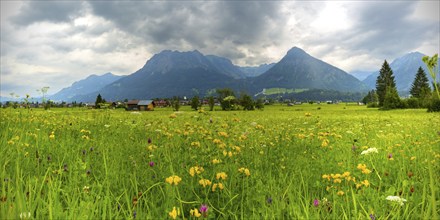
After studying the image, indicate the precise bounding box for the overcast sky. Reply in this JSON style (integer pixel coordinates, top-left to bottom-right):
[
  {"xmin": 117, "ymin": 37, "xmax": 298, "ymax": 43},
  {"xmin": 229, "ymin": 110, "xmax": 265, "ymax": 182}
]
[{"xmin": 1, "ymin": 1, "xmax": 439, "ymax": 97}]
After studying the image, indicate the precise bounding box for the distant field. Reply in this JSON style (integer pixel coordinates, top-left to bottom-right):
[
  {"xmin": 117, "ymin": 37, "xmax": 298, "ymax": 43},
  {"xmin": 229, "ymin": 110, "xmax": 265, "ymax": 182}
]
[
  {"xmin": 1, "ymin": 105, "xmax": 439, "ymax": 219},
  {"xmin": 263, "ymin": 87, "xmax": 309, "ymax": 95}
]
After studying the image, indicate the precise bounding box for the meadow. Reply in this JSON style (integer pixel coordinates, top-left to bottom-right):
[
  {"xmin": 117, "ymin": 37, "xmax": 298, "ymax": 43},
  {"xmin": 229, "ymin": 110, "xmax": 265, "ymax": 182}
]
[{"xmin": 1, "ymin": 104, "xmax": 439, "ymax": 219}]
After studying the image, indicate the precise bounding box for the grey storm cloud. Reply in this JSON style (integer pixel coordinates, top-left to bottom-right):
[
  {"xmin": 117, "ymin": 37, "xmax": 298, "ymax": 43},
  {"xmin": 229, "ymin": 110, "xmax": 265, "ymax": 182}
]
[
  {"xmin": 87, "ymin": 1, "xmax": 284, "ymax": 59},
  {"xmin": 1, "ymin": 0, "xmax": 438, "ymax": 97},
  {"xmin": 11, "ymin": 1, "xmax": 85, "ymax": 26}
]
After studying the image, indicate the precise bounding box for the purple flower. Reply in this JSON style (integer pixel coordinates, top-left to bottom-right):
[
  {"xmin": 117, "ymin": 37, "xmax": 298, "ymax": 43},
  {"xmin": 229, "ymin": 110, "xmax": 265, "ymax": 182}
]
[
  {"xmin": 388, "ymin": 153, "xmax": 392, "ymax": 159},
  {"xmin": 133, "ymin": 210, "xmax": 137, "ymax": 219},
  {"xmin": 200, "ymin": 204, "xmax": 208, "ymax": 216},
  {"xmin": 313, "ymin": 199, "xmax": 319, "ymax": 207},
  {"xmin": 266, "ymin": 197, "xmax": 273, "ymax": 204},
  {"xmin": 149, "ymin": 161, "xmax": 155, "ymax": 167},
  {"xmin": 369, "ymin": 214, "xmax": 376, "ymax": 220}
]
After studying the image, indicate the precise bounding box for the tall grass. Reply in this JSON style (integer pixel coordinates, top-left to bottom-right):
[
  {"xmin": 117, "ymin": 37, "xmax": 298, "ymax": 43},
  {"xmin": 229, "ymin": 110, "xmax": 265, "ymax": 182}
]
[{"xmin": 1, "ymin": 105, "xmax": 439, "ymax": 219}]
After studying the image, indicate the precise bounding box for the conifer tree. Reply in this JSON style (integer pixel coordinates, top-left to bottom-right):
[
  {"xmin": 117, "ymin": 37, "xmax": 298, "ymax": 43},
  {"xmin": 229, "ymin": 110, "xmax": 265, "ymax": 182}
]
[
  {"xmin": 376, "ymin": 60, "xmax": 397, "ymax": 106},
  {"xmin": 410, "ymin": 67, "xmax": 431, "ymax": 98}
]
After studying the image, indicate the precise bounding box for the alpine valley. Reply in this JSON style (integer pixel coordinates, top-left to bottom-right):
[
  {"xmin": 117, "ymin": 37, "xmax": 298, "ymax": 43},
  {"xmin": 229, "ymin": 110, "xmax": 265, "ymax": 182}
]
[{"xmin": 49, "ymin": 47, "xmax": 432, "ymax": 102}]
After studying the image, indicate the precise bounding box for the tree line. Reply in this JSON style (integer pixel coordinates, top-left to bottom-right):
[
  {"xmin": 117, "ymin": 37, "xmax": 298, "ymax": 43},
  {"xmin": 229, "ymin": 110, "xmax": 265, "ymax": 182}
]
[{"xmin": 362, "ymin": 54, "xmax": 439, "ymax": 112}]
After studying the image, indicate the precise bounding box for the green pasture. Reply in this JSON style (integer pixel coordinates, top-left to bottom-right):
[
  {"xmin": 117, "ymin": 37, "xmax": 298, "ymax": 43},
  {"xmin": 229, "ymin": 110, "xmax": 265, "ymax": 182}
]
[{"xmin": 1, "ymin": 104, "xmax": 439, "ymax": 219}]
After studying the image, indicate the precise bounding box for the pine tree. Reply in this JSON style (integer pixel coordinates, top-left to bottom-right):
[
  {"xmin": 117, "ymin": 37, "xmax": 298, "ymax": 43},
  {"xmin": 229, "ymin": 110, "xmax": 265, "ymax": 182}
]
[
  {"xmin": 410, "ymin": 67, "xmax": 431, "ymax": 98},
  {"xmin": 376, "ymin": 60, "xmax": 397, "ymax": 106},
  {"xmin": 95, "ymin": 94, "xmax": 103, "ymax": 109}
]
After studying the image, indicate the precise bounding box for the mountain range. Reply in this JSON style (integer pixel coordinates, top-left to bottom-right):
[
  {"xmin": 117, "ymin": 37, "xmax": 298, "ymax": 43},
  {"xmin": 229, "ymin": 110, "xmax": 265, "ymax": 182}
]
[{"xmin": 49, "ymin": 47, "xmax": 435, "ymax": 102}]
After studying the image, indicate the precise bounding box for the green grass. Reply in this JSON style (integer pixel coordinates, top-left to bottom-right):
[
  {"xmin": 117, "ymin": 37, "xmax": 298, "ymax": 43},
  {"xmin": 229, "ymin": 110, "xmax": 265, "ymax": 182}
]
[
  {"xmin": 1, "ymin": 104, "xmax": 439, "ymax": 219},
  {"xmin": 263, "ymin": 87, "xmax": 308, "ymax": 95}
]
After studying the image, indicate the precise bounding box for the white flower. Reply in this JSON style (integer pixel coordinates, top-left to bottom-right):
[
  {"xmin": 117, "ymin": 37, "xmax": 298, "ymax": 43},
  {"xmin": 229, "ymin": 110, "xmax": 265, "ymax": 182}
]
[
  {"xmin": 19, "ymin": 212, "xmax": 31, "ymax": 219},
  {"xmin": 386, "ymin": 196, "xmax": 407, "ymax": 206},
  {"xmin": 361, "ymin": 147, "xmax": 378, "ymax": 155}
]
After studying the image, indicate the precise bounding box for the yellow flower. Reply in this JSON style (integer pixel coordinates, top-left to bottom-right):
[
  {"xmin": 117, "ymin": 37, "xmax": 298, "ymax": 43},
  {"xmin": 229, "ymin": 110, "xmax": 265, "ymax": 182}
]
[
  {"xmin": 165, "ymin": 175, "xmax": 182, "ymax": 186},
  {"xmin": 238, "ymin": 167, "xmax": 251, "ymax": 176},
  {"xmin": 333, "ymin": 178, "xmax": 342, "ymax": 184},
  {"xmin": 213, "ymin": 139, "xmax": 222, "ymax": 144},
  {"xmin": 169, "ymin": 207, "xmax": 179, "ymax": 219},
  {"xmin": 49, "ymin": 131, "xmax": 55, "ymax": 139},
  {"xmin": 362, "ymin": 179, "xmax": 370, "ymax": 187},
  {"xmin": 212, "ymin": 183, "xmax": 224, "ymax": 192},
  {"xmin": 216, "ymin": 172, "xmax": 228, "ymax": 180},
  {"xmin": 410, "ymin": 156, "xmax": 416, "ymax": 160},
  {"xmin": 190, "ymin": 208, "xmax": 201, "ymax": 217},
  {"xmin": 191, "ymin": 142, "xmax": 201, "ymax": 147},
  {"xmin": 337, "ymin": 191, "xmax": 345, "ymax": 196},
  {"xmin": 218, "ymin": 131, "xmax": 228, "ymax": 137},
  {"xmin": 189, "ymin": 166, "xmax": 204, "ymax": 177},
  {"xmin": 169, "ymin": 114, "xmax": 177, "ymax": 118},
  {"xmin": 321, "ymin": 139, "xmax": 329, "ymax": 147},
  {"xmin": 198, "ymin": 179, "xmax": 212, "ymax": 187},
  {"xmin": 212, "ymin": 159, "xmax": 221, "ymax": 164},
  {"xmin": 342, "ymin": 171, "xmax": 351, "ymax": 177},
  {"xmin": 322, "ymin": 174, "xmax": 331, "ymax": 181},
  {"xmin": 362, "ymin": 169, "xmax": 371, "ymax": 174}
]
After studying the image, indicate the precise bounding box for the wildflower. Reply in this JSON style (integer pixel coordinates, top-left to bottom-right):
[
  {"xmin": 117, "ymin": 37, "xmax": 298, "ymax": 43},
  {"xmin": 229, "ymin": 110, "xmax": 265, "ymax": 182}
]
[
  {"xmin": 218, "ymin": 131, "xmax": 228, "ymax": 137},
  {"xmin": 361, "ymin": 147, "xmax": 378, "ymax": 155},
  {"xmin": 321, "ymin": 139, "xmax": 329, "ymax": 147},
  {"xmin": 190, "ymin": 208, "xmax": 201, "ymax": 217},
  {"xmin": 352, "ymin": 145, "xmax": 357, "ymax": 151},
  {"xmin": 410, "ymin": 156, "xmax": 416, "ymax": 160},
  {"xmin": 49, "ymin": 131, "xmax": 55, "ymax": 139},
  {"xmin": 304, "ymin": 112, "xmax": 312, "ymax": 117},
  {"xmin": 388, "ymin": 153, "xmax": 392, "ymax": 159},
  {"xmin": 342, "ymin": 172, "xmax": 350, "ymax": 177},
  {"xmin": 169, "ymin": 114, "xmax": 177, "ymax": 118},
  {"xmin": 199, "ymin": 204, "xmax": 208, "ymax": 217},
  {"xmin": 198, "ymin": 179, "xmax": 212, "ymax": 187},
  {"xmin": 189, "ymin": 166, "xmax": 204, "ymax": 177},
  {"xmin": 386, "ymin": 195, "xmax": 407, "ymax": 206},
  {"xmin": 168, "ymin": 206, "xmax": 179, "ymax": 219},
  {"xmin": 149, "ymin": 161, "xmax": 155, "ymax": 167},
  {"xmin": 362, "ymin": 179, "xmax": 370, "ymax": 187},
  {"xmin": 216, "ymin": 172, "xmax": 228, "ymax": 180},
  {"xmin": 337, "ymin": 191, "xmax": 345, "ymax": 196},
  {"xmin": 333, "ymin": 178, "xmax": 342, "ymax": 184},
  {"xmin": 322, "ymin": 174, "xmax": 330, "ymax": 181},
  {"xmin": 212, "ymin": 183, "xmax": 224, "ymax": 192},
  {"xmin": 165, "ymin": 175, "xmax": 182, "ymax": 186},
  {"xmin": 133, "ymin": 210, "xmax": 136, "ymax": 219},
  {"xmin": 191, "ymin": 142, "xmax": 201, "ymax": 147},
  {"xmin": 19, "ymin": 212, "xmax": 31, "ymax": 219},
  {"xmin": 267, "ymin": 197, "xmax": 273, "ymax": 205},
  {"xmin": 212, "ymin": 159, "xmax": 221, "ymax": 164},
  {"xmin": 83, "ymin": 186, "xmax": 90, "ymax": 193},
  {"xmin": 369, "ymin": 214, "xmax": 376, "ymax": 220},
  {"xmin": 238, "ymin": 167, "xmax": 251, "ymax": 176},
  {"xmin": 313, "ymin": 199, "xmax": 319, "ymax": 207}
]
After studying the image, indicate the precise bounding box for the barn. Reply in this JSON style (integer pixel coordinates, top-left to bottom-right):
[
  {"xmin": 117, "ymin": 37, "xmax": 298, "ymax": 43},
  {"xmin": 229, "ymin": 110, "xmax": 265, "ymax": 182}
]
[{"xmin": 138, "ymin": 100, "xmax": 155, "ymax": 111}]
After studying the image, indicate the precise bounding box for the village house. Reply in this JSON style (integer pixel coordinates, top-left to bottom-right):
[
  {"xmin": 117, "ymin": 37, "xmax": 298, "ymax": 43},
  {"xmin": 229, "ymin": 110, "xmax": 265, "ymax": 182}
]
[{"xmin": 126, "ymin": 100, "xmax": 155, "ymax": 111}]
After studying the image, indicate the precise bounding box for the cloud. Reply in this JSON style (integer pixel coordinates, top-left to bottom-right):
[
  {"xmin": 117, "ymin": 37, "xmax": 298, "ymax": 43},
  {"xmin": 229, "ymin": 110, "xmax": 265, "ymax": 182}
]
[
  {"xmin": 1, "ymin": 0, "xmax": 439, "ymax": 97},
  {"xmin": 10, "ymin": 1, "xmax": 84, "ymax": 26}
]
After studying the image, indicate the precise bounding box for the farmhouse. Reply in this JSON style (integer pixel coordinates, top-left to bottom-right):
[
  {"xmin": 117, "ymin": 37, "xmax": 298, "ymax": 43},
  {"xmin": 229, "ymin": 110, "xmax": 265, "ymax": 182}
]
[{"xmin": 126, "ymin": 100, "xmax": 155, "ymax": 111}]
